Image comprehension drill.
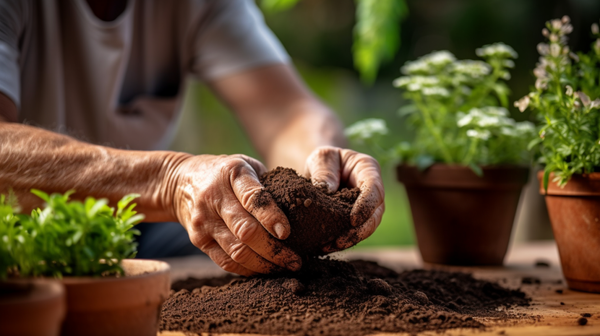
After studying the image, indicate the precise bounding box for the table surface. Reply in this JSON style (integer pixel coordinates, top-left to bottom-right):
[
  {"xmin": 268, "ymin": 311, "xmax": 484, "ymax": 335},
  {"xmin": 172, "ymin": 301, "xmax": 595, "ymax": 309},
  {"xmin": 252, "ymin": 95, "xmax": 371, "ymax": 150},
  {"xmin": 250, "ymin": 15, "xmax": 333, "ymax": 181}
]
[{"xmin": 159, "ymin": 241, "xmax": 600, "ymax": 336}]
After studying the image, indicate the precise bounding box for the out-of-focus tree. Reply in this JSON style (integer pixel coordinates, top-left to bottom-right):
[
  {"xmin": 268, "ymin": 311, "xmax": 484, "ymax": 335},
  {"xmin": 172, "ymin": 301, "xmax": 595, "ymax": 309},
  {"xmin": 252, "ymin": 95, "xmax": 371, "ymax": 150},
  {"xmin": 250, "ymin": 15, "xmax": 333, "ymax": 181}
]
[{"xmin": 260, "ymin": 0, "xmax": 408, "ymax": 84}]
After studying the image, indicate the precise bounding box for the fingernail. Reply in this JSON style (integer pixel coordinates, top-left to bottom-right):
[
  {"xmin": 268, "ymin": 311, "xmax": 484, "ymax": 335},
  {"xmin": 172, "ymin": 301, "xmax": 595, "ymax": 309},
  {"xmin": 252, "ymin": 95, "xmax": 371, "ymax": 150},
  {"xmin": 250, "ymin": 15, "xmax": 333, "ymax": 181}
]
[{"xmin": 274, "ymin": 223, "xmax": 288, "ymax": 240}]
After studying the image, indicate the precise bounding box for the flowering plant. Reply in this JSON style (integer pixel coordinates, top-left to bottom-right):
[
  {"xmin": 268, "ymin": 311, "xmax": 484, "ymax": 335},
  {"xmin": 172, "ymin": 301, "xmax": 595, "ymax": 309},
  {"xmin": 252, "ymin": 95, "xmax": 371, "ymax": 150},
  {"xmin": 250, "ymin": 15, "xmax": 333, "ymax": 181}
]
[
  {"xmin": 347, "ymin": 44, "xmax": 535, "ymax": 174},
  {"xmin": 515, "ymin": 16, "xmax": 600, "ymax": 187}
]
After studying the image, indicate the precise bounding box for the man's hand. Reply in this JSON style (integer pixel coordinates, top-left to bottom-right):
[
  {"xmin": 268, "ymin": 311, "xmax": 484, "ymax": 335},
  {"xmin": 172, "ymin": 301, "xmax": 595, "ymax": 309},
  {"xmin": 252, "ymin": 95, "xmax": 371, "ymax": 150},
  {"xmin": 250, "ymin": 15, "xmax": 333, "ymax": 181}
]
[
  {"xmin": 166, "ymin": 154, "xmax": 302, "ymax": 276},
  {"xmin": 304, "ymin": 146, "xmax": 385, "ymax": 253}
]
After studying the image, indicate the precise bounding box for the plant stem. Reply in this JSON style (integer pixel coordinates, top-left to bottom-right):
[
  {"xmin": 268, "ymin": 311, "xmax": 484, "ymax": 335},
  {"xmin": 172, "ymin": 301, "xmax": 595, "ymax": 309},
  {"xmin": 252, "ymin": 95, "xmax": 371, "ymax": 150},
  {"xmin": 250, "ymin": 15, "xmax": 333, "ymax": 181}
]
[
  {"xmin": 462, "ymin": 138, "xmax": 479, "ymax": 164},
  {"xmin": 414, "ymin": 97, "xmax": 454, "ymax": 163}
]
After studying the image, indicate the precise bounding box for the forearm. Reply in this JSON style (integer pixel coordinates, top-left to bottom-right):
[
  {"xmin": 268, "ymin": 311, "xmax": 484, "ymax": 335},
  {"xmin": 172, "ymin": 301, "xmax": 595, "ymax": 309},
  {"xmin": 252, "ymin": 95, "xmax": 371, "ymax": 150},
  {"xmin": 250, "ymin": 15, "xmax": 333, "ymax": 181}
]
[
  {"xmin": 0, "ymin": 122, "xmax": 190, "ymax": 221},
  {"xmin": 264, "ymin": 99, "xmax": 346, "ymax": 171}
]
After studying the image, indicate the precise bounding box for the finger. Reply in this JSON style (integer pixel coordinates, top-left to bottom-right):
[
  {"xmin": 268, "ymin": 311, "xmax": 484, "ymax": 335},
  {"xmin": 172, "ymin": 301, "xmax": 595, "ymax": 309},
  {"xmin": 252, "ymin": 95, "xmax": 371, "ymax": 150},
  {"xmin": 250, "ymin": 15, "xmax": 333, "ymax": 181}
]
[
  {"xmin": 211, "ymin": 219, "xmax": 284, "ymax": 274},
  {"xmin": 338, "ymin": 150, "xmax": 385, "ymax": 227},
  {"xmin": 323, "ymin": 202, "xmax": 385, "ymax": 253},
  {"xmin": 304, "ymin": 146, "xmax": 342, "ymax": 193},
  {"xmin": 218, "ymin": 189, "xmax": 302, "ymax": 271},
  {"xmin": 226, "ymin": 158, "xmax": 291, "ymax": 240},
  {"xmin": 201, "ymin": 240, "xmax": 257, "ymax": 277},
  {"xmin": 236, "ymin": 154, "xmax": 268, "ymax": 178}
]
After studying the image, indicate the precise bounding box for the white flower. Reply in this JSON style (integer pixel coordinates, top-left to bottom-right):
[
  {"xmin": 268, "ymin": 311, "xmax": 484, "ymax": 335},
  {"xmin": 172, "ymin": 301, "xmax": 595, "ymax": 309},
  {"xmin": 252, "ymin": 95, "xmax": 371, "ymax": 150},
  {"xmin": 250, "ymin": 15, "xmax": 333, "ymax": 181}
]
[
  {"xmin": 466, "ymin": 129, "xmax": 491, "ymax": 140},
  {"xmin": 591, "ymin": 99, "xmax": 600, "ymax": 109},
  {"xmin": 515, "ymin": 121, "xmax": 536, "ymax": 134},
  {"xmin": 450, "ymin": 60, "xmax": 491, "ymax": 78},
  {"xmin": 476, "ymin": 43, "xmax": 518, "ymax": 59},
  {"xmin": 421, "ymin": 87, "xmax": 450, "ymax": 97},
  {"xmin": 593, "ymin": 23, "xmax": 599, "ymax": 35},
  {"xmin": 550, "ymin": 44, "xmax": 561, "ymax": 57},
  {"xmin": 393, "ymin": 76, "xmax": 440, "ymax": 91},
  {"xmin": 565, "ymin": 85, "xmax": 573, "ymax": 96},
  {"xmin": 576, "ymin": 91, "xmax": 591, "ymax": 107},
  {"xmin": 457, "ymin": 113, "xmax": 473, "ymax": 127},
  {"xmin": 514, "ymin": 96, "xmax": 530, "ymax": 112},
  {"xmin": 401, "ymin": 51, "xmax": 456, "ymax": 75},
  {"xmin": 345, "ymin": 119, "xmax": 388, "ymax": 141}
]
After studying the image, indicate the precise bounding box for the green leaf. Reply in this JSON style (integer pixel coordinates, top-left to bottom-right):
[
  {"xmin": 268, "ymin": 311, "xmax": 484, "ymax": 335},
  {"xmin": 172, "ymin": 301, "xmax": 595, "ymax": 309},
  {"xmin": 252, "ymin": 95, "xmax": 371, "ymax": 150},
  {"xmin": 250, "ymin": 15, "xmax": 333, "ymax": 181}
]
[
  {"xmin": 353, "ymin": 0, "xmax": 408, "ymax": 84},
  {"xmin": 543, "ymin": 169, "xmax": 551, "ymax": 194},
  {"xmin": 468, "ymin": 163, "xmax": 483, "ymax": 177},
  {"xmin": 527, "ymin": 137, "xmax": 543, "ymax": 151},
  {"xmin": 415, "ymin": 155, "xmax": 435, "ymax": 171}
]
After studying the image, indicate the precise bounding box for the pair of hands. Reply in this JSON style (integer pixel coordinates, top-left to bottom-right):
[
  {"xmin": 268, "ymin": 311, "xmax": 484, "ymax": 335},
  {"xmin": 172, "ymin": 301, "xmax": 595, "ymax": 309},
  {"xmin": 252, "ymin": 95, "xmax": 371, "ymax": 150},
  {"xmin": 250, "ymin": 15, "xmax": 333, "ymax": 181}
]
[{"xmin": 168, "ymin": 146, "xmax": 385, "ymax": 276}]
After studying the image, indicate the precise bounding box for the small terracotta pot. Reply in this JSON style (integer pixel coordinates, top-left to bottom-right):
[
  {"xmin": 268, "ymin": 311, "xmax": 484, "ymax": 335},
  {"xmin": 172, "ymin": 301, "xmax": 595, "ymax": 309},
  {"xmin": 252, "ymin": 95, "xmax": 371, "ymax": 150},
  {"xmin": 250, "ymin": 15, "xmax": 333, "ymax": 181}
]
[
  {"xmin": 397, "ymin": 164, "xmax": 529, "ymax": 265},
  {"xmin": 538, "ymin": 172, "xmax": 600, "ymax": 293},
  {"xmin": 60, "ymin": 259, "xmax": 170, "ymax": 336},
  {"xmin": 0, "ymin": 280, "xmax": 66, "ymax": 336}
]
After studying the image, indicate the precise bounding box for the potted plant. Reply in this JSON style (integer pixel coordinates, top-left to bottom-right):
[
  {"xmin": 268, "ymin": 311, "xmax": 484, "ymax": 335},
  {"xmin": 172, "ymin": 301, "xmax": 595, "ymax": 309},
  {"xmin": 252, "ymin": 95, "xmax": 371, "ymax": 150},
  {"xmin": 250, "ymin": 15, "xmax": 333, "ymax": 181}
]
[
  {"xmin": 0, "ymin": 193, "xmax": 66, "ymax": 336},
  {"xmin": 1, "ymin": 190, "xmax": 171, "ymax": 335},
  {"xmin": 346, "ymin": 43, "xmax": 535, "ymax": 265},
  {"xmin": 515, "ymin": 16, "xmax": 600, "ymax": 293}
]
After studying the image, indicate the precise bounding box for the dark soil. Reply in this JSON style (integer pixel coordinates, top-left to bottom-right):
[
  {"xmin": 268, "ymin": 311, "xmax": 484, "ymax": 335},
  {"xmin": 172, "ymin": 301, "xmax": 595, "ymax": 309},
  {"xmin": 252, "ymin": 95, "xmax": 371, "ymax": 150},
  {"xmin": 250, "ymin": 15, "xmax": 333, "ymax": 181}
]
[
  {"xmin": 255, "ymin": 167, "xmax": 361, "ymax": 256},
  {"xmin": 160, "ymin": 258, "xmax": 530, "ymax": 335}
]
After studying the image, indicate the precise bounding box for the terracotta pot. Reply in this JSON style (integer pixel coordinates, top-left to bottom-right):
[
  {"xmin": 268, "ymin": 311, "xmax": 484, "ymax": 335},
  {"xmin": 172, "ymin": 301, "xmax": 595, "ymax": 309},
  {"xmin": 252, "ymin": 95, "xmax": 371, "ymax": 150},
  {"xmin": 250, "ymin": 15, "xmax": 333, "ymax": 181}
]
[
  {"xmin": 60, "ymin": 259, "xmax": 170, "ymax": 336},
  {"xmin": 397, "ymin": 164, "xmax": 529, "ymax": 265},
  {"xmin": 538, "ymin": 172, "xmax": 600, "ymax": 293},
  {"xmin": 0, "ymin": 280, "xmax": 66, "ymax": 336}
]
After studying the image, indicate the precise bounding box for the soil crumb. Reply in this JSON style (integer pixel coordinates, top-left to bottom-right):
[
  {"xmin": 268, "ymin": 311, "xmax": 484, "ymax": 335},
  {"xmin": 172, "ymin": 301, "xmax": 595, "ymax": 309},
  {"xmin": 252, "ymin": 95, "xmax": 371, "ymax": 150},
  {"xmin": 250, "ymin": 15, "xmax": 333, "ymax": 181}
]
[
  {"xmin": 160, "ymin": 258, "xmax": 530, "ymax": 335},
  {"xmin": 255, "ymin": 167, "xmax": 361, "ymax": 256}
]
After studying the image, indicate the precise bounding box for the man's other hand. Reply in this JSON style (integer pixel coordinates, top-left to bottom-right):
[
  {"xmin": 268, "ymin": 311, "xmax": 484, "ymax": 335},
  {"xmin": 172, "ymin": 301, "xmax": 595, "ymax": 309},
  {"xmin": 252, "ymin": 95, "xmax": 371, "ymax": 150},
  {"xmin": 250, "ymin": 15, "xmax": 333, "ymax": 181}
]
[{"xmin": 304, "ymin": 146, "xmax": 385, "ymax": 253}]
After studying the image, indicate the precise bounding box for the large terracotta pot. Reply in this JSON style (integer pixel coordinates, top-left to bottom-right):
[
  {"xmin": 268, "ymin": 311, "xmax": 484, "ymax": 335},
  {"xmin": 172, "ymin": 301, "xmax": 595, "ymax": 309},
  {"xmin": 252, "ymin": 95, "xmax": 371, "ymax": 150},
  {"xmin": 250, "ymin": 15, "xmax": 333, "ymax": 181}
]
[
  {"xmin": 538, "ymin": 172, "xmax": 600, "ymax": 293},
  {"xmin": 397, "ymin": 164, "xmax": 529, "ymax": 265},
  {"xmin": 60, "ymin": 259, "xmax": 170, "ymax": 336},
  {"xmin": 0, "ymin": 280, "xmax": 66, "ymax": 336}
]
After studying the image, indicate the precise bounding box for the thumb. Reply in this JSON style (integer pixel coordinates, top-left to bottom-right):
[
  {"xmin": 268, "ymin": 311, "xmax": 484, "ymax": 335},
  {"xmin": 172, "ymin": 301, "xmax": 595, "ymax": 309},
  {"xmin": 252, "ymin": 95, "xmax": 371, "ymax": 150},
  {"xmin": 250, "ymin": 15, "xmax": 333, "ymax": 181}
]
[{"xmin": 304, "ymin": 147, "xmax": 342, "ymax": 193}]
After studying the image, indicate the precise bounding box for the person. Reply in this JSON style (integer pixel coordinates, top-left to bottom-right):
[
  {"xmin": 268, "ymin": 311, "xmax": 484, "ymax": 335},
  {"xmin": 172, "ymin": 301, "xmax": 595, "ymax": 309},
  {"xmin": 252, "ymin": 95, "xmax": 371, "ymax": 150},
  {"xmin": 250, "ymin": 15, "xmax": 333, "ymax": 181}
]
[{"xmin": 0, "ymin": 0, "xmax": 385, "ymax": 276}]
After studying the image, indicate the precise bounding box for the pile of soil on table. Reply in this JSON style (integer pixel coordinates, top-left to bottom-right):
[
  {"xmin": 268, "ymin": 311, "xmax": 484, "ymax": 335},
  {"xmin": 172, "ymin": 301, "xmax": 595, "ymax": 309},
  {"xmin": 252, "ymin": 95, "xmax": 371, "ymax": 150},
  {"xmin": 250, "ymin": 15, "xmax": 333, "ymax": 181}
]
[
  {"xmin": 255, "ymin": 167, "xmax": 361, "ymax": 256},
  {"xmin": 160, "ymin": 258, "xmax": 530, "ymax": 336}
]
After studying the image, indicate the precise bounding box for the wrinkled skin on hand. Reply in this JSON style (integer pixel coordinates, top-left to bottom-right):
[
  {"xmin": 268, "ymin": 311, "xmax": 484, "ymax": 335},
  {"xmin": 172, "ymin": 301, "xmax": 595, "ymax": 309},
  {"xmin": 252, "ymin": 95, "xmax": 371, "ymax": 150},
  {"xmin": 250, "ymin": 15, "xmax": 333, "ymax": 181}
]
[
  {"xmin": 304, "ymin": 146, "xmax": 385, "ymax": 253},
  {"xmin": 170, "ymin": 154, "xmax": 302, "ymax": 276}
]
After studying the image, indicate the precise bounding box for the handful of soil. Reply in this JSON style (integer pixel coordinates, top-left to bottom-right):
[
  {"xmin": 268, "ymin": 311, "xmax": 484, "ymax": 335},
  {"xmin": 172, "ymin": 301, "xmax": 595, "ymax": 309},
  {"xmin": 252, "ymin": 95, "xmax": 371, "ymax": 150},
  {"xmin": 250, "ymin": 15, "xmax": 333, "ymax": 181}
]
[
  {"xmin": 255, "ymin": 167, "xmax": 361, "ymax": 256},
  {"xmin": 160, "ymin": 258, "xmax": 531, "ymax": 336}
]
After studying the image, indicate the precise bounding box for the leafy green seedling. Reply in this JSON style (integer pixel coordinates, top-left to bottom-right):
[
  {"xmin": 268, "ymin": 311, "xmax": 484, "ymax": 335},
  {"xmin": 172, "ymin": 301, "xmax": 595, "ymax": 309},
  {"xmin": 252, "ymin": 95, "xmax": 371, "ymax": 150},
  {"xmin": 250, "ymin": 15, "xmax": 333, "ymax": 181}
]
[{"xmin": 0, "ymin": 190, "xmax": 144, "ymax": 279}]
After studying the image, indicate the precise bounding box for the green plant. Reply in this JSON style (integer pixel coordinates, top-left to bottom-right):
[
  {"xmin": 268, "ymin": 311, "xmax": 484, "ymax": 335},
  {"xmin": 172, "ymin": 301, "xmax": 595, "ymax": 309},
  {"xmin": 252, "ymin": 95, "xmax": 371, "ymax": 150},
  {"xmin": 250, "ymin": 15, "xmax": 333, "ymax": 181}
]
[
  {"xmin": 347, "ymin": 44, "xmax": 535, "ymax": 173},
  {"xmin": 260, "ymin": 0, "xmax": 408, "ymax": 84},
  {"xmin": 0, "ymin": 191, "xmax": 143, "ymax": 279},
  {"xmin": 515, "ymin": 16, "xmax": 600, "ymax": 188}
]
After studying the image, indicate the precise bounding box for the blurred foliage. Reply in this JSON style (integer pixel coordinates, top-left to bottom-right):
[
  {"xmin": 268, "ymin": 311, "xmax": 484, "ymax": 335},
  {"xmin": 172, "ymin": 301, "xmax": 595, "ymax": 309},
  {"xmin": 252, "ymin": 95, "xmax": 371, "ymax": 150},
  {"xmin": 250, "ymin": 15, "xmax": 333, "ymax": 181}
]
[
  {"xmin": 260, "ymin": 0, "xmax": 408, "ymax": 84},
  {"xmin": 353, "ymin": 0, "xmax": 408, "ymax": 83},
  {"xmin": 260, "ymin": 0, "xmax": 299, "ymax": 13}
]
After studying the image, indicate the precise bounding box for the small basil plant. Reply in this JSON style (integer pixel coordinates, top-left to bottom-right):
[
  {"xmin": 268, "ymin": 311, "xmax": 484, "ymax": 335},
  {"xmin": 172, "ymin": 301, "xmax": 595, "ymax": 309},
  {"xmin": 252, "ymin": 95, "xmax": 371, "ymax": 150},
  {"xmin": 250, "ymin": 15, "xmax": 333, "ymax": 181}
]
[
  {"xmin": 347, "ymin": 43, "xmax": 536, "ymax": 175},
  {"xmin": 514, "ymin": 16, "xmax": 600, "ymax": 188},
  {"xmin": 0, "ymin": 190, "xmax": 144, "ymax": 279}
]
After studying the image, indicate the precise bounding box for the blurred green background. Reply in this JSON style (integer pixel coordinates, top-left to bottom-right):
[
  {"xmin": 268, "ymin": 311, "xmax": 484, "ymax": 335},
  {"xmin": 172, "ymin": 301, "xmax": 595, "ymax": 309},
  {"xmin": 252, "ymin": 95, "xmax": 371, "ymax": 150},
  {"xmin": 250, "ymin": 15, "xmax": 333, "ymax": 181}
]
[{"xmin": 170, "ymin": 0, "xmax": 600, "ymax": 248}]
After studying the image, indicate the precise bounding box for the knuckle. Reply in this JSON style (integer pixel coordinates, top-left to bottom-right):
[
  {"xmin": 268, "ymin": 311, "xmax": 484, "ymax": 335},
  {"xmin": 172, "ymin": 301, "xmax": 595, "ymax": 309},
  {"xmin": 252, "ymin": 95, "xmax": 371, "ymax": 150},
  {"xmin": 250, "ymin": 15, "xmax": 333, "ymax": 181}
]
[
  {"xmin": 218, "ymin": 258, "xmax": 240, "ymax": 274},
  {"xmin": 220, "ymin": 158, "xmax": 248, "ymax": 178},
  {"xmin": 232, "ymin": 218, "xmax": 259, "ymax": 243},
  {"xmin": 228, "ymin": 243, "xmax": 253, "ymax": 264}
]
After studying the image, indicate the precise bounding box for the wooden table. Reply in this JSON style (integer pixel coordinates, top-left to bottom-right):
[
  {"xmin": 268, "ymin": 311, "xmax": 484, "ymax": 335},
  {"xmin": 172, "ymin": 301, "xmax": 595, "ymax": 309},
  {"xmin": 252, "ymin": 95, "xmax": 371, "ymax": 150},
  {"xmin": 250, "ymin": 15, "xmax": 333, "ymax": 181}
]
[{"xmin": 159, "ymin": 241, "xmax": 600, "ymax": 336}]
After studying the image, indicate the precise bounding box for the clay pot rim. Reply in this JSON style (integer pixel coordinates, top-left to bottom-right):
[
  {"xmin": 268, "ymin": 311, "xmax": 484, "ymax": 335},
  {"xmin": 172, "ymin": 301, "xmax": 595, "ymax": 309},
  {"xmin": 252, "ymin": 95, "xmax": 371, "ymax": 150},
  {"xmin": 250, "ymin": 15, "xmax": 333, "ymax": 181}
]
[
  {"xmin": 60, "ymin": 259, "xmax": 169, "ymax": 285},
  {"xmin": 537, "ymin": 170, "xmax": 600, "ymax": 196},
  {"xmin": 0, "ymin": 279, "xmax": 65, "ymax": 305},
  {"xmin": 397, "ymin": 163, "xmax": 530, "ymax": 190},
  {"xmin": 399, "ymin": 163, "xmax": 530, "ymax": 170}
]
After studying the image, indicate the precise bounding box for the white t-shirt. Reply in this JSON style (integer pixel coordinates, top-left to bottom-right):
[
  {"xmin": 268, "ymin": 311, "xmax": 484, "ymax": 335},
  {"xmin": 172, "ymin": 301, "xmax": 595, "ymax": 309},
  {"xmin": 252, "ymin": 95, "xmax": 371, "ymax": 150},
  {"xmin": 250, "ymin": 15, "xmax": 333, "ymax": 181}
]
[{"xmin": 0, "ymin": 0, "xmax": 289, "ymax": 150}]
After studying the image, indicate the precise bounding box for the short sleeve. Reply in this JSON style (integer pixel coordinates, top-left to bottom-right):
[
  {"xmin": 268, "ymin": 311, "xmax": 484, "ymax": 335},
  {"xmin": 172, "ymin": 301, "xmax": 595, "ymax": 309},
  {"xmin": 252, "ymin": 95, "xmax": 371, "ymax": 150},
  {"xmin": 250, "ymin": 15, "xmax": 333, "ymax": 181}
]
[
  {"xmin": 191, "ymin": 0, "xmax": 290, "ymax": 81},
  {"xmin": 0, "ymin": 0, "xmax": 24, "ymax": 108}
]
